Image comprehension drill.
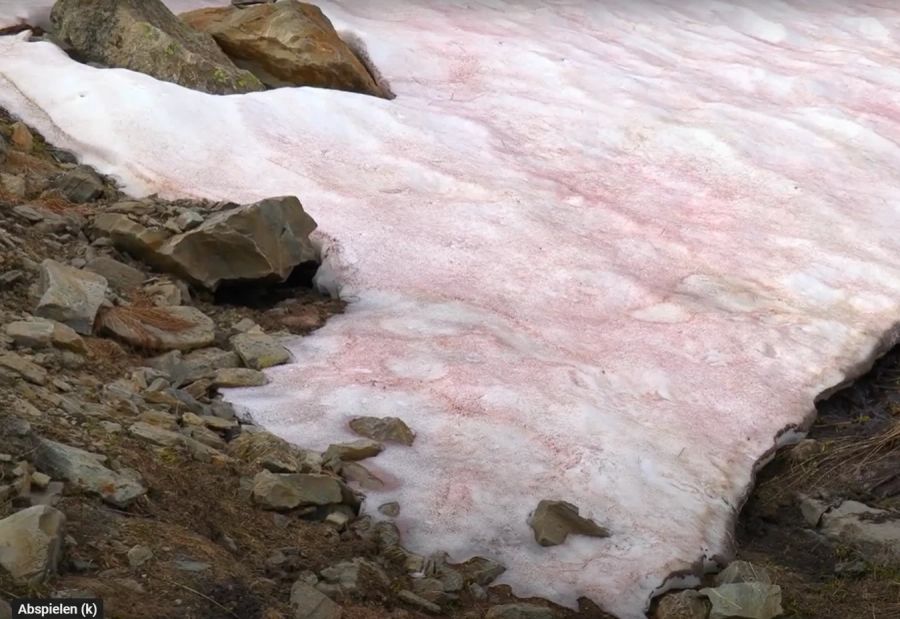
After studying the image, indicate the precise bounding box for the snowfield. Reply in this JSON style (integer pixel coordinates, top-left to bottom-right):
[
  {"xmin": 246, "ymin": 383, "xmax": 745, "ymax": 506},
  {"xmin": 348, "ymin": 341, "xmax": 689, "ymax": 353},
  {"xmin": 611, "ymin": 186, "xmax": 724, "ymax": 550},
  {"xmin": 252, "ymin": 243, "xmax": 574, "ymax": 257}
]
[{"xmin": 2, "ymin": 1, "xmax": 900, "ymax": 616}]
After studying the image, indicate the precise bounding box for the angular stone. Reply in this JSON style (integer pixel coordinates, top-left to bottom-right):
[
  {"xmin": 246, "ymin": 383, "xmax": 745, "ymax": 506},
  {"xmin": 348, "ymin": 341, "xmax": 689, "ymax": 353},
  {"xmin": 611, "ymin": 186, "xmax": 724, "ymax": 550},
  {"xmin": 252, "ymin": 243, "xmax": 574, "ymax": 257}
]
[
  {"xmin": 92, "ymin": 213, "xmax": 171, "ymax": 256},
  {"xmin": 0, "ymin": 352, "xmax": 48, "ymax": 385},
  {"xmin": 251, "ymin": 470, "xmax": 344, "ymax": 510},
  {"xmin": 231, "ymin": 332, "xmax": 292, "ymax": 370},
  {"xmin": 5, "ymin": 318, "xmax": 86, "ymax": 353},
  {"xmin": 36, "ymin": 439, "xmax": 146, "ymax": 508},
  {"xmin": 289, "ymin": 580, "xmax": 342, "ymax": 619},
  {"xmin": 378, "ymin": 502, "xmax": 400, "ymax": 517},
  {"xmin": 798, "ymin": 494, "xmax": 829, "ymax": 528},
  {"xmin": 119, "ymin": 196, "xmax": 317, "ymax": 291},
  {"xmin": 127, "ymin": 545, "xmax": 153, "ymax": 567},
  {"xmin": 35, "ymin": 259, "xmax": 108, "ymax": 335},
  {"xmin": 338, "ymin": 462, "xmax": 383, "ymax": 490},
  {"xmin": 700, "ymin": 583, "xmax": 783, "ymax": 619},
  {"xmin": 715, "ymin": 561, "xmax": 771, "ymax": 586},
  {"xmin": 323, "ymin": 439, "xmax": 384, "ymax": 463},
  {"xmin": 820, "ymin": 500, "xmax": 900, "ymax": 561},
  {"xmin": 457, "ymin": 556, "xmax": 506, "ymax": 587},
  {"xmin": 348, "ymin": 416, "xmax": 415, "ymax": 446},
  {"xmin": 654, "ymin": 591, "xmax": 709, "ymax": 619},
  {"xmin": 50, "ymin": 0, "xmax": 264, "ymax": 95},
  {"xmin": 0, "ymin": 505, "xmax": 66, "ymax": 584},
  {"xmin": 84, "ymin": 256, "xmax": 145, "ymax": 292},
  {"xmin": 229, "ymin": 429, "xmax": 322, "ymax": 473},
  {"xmin": 318, "ymin": 557, "xmax": 390, "ymax": 596},
  {"xmin": 529, "ymin": 500, "xmax": 609, "ymax": 547},
  {"xmin": 98, "ymin": 304, "xmax": 215, "ymax": 351},
  {"xmin": 484, "ymin": 604, "xmax": 553, "ymax": 619},
  {"xmin": 51, "ymin": 166, "xmax": 105, "ymax": 203},
  {"xmin": 397, "ymin": 589, "xmax": 441, "ymax": 614},
  {"xmin": 212, "ymin": 367, "xmax": 269, "ymax": 388},
  {"xmin": 181, "ymin": 1, "xmax": 389, "ymax": 98},
  {"xmin": 128, "ymin": 422, "xmax": 227, "ymax": 463}
]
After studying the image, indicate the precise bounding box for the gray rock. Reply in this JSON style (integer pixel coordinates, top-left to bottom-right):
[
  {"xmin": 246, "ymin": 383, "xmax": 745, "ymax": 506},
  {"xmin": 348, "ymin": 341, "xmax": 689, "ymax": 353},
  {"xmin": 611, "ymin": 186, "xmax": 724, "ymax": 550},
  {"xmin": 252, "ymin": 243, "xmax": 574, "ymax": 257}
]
[
  {"xmin": 378, "ymin": 502, "xmax": 400, "ymax": 517},
  {"xmin": 318, "ymin": 557, "xmax": 390, "ymax": 597},
  {"xmin": 231, "ymin": 332, "xmax": 291, "ymax": 370},
  {"xmin": 820, "ymin": 500, "xmax": 900, "ymax": 562},
  {"xmin": 91, "ymin": 213, "xmax": 171, "ymax": 256},
  {"xmin": 229, "ymin": 429, "xmax": 322, "ymax": 473},
  {"xmin": 36, "ymin": 439, "xmax": 146, "ymax": 508},
  {"xmin": 484, "ymin": 604, "xmax": 553, "ymax": 619},
  {"xmin": 98, "ymin": 305, "xmax": 215, "ymax": 351},
  {"xmin": 112, "ymin": 196, "xmax": 317, "ymax": 291},
  {"xmin": 184, "ymin": 347, "xmax": 241, "ymax": 376},
  {"xmin": 50, "ymin": 0, "xmax": 263, "ymax": 95},
  {"xmin": 0, "ymin": 505, "xmax": 66, "ymax": 584},
  {"xmin": 457, "ymin": 556, "xmax": 506, "ymax": 586},
  {"xmin": 211, "ymin": 367, "xmax": 269, "ymax": 388},
  {"xmin": 348, "ymin": 416, "xmax": 415, "ymax": 446},
  {"xmin": 35, "ymin": 259, "xmax": 108, "ymax": 335},
  {"xmin": 126, "ymin": 545, "xmax": 153, "ymax": 567},
  {"xmin": 290, "ymin": 580, "xmax": 342, "ymax": 619},
  {"xmin": 4, "ymin": 319, "xmax": 86, "ymax": 353},
  {"xmin": 174, "ymin": 559, "xmax": 210, "ymax": 572},
  {"xmin": 84, "ymin": 256, "xmax": 145, "ymax": 292},
  {"xmin": 700, "ymin": 583, "xmax": 783, "ymax": 619},
  {"xmin": 174, "ymin": 209, "xmax": 204, "ymax": 231},
  {"xmin": 0, "ymin": 352, "xmax": 48, "ymax": 385},
  {"xmin": 323, "ymin": 439, "xmax": 384, "ymax": 463},
  {"xmin": 799, "ymin": 495, "xmax": 828, "ymax": 527},
  {"xmin": 128, "ymin": 422, "xmax": 227, "ymax": 463},
  {"xmin": 715, "ymin": 561, "xmax": 771, "ymax": 586},
  {"xmin": 654, "ymin": 590, "xmax": 709, "ymax": 619},
  {"xmin": 398, "ymin": 589, "xmax": 441, "ymax": 614},
  {"xmin": 251, "ymin": 470, "xmax": 345, "ymax": 510},
  {"xmin": 410, "ymin": 577, "xmax": 444, "ymax": 601},
  {"xmin": 528, "ymin": 500, "xmax": 609, "ymax": 547},
  {"xmin": 51, "ymin": 166, "xmax": 105, "ymax": 203}
]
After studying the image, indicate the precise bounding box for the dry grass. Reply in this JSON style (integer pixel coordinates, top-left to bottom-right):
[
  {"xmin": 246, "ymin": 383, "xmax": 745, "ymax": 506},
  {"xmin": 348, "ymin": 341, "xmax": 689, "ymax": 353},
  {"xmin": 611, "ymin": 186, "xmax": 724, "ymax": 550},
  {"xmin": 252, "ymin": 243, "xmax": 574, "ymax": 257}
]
[{"xmin": 767, "ymin": 418, "xmax": 900, "ymax": 498}]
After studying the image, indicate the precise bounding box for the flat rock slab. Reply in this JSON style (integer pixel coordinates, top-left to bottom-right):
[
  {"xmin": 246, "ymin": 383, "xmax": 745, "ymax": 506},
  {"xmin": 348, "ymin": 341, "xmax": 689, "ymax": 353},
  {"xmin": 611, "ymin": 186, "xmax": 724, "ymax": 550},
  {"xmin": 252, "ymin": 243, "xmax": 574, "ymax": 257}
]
[
  {"xmin": 2, "ymin": 4, "xmax": 900, "ymax": 617},
  {"xmin": 36, "ymin": 439, "xmax": 147, "ymax": 508}
]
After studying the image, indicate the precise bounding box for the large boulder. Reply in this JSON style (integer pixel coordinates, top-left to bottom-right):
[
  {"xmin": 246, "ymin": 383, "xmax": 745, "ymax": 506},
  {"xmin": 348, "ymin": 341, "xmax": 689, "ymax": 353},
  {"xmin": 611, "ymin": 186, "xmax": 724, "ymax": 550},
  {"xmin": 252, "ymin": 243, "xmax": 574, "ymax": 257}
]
[
  {"xmin": 97, "ymin": 304, "xmax": 216, "ymax": 351},
  {"xmin": 96, "ymin": 197, "xmax": 317, "ymax": 291},
  {"xmin": 35, "ymin": 259, "xmax": 108, "ymax": 335},
  {"xmin": 0, "ymin": 506, "xmax": 66, "ymax": 585},
  {"xmin": 181, "ymin": 1, "xmax": 389, "ymax": 97},
  {"xmin": 50, "ymin": 0, "xmax": 264, "ymax": 95}
]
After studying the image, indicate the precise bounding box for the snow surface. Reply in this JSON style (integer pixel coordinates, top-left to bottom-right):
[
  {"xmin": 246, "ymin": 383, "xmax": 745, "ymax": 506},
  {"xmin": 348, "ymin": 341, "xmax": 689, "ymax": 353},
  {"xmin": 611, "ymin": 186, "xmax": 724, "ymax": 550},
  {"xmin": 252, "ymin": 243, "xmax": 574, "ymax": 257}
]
[{"xmin": 3, "ymin": 2, "xmax": 900, "ymax": 616}]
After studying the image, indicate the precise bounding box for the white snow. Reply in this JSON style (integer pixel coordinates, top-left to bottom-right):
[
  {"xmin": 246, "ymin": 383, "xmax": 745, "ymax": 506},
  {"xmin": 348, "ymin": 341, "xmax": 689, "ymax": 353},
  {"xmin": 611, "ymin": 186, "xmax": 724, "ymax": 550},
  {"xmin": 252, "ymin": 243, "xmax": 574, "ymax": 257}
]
[{"xmin": 3, "ymin": 2, "xmax": 900, "ymax": 617}]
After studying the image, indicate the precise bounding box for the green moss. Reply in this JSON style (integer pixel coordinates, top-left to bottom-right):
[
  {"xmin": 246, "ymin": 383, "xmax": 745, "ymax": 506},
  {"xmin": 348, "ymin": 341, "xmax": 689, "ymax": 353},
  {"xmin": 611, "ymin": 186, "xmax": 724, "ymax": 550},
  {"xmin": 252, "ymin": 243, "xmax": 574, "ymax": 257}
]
[{"xmin": 165, "ymin": 42, "xmax": 180, "ymax": 56}]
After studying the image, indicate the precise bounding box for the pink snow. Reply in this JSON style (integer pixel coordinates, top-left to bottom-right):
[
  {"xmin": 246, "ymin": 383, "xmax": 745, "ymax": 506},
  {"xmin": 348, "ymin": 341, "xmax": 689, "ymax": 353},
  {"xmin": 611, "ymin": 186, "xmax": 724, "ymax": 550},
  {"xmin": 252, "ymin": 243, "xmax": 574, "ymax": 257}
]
[{"xmin": 2, "ymin": 2, "xmax": 900, "ymax": 616}]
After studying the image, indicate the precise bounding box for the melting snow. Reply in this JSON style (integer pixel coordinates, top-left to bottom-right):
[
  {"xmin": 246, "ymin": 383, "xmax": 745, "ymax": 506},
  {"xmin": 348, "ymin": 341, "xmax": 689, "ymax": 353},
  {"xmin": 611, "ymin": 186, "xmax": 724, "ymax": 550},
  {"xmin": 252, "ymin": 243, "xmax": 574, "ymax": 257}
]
[{"xmin": 2, "ymin": 1, "xmax": 900, "ymax": 616}]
